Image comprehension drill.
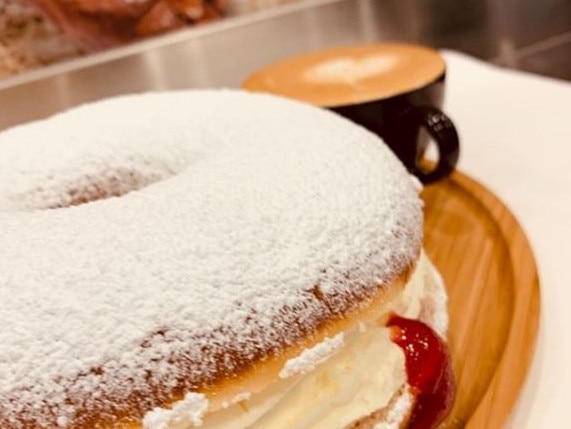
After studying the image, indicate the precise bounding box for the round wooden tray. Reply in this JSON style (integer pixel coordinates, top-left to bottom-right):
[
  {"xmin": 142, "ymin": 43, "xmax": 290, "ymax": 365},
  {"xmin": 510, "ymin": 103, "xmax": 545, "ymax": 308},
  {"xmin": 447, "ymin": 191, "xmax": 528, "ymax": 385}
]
[{"xmin": 422, "ymin": 170, "xmax": 540, "ymax": 428}]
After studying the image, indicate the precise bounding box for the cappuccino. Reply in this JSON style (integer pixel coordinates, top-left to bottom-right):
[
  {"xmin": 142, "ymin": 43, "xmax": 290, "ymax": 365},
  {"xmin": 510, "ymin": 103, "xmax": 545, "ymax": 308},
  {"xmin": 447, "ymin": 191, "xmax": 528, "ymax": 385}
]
[{"xmin": 243, "ymin": 44, "xmax": 445, "ymax": 107}]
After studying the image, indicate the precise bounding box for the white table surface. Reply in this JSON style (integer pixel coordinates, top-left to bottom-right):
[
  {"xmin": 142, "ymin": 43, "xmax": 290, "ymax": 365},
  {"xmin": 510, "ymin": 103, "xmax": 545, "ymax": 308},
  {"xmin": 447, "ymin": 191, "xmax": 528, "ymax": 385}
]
[{"xmin": 442, "ymin": 51, "xmax": 571, "ymax": 428}]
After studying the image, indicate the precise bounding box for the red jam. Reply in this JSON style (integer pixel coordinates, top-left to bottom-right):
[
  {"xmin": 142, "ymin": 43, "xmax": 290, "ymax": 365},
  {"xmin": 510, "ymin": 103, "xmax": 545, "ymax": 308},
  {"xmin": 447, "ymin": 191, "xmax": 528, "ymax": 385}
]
[{"xmin": 387, "ymin": 315, "xmax": 455, "ymax": 429}]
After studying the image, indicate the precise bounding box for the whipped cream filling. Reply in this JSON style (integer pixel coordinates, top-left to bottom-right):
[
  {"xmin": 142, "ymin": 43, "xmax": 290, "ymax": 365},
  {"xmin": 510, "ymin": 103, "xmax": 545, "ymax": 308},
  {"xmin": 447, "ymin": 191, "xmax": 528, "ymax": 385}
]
[{"xmin": 144, "ymin": 253, "xmax": 441, "ymax": 429}]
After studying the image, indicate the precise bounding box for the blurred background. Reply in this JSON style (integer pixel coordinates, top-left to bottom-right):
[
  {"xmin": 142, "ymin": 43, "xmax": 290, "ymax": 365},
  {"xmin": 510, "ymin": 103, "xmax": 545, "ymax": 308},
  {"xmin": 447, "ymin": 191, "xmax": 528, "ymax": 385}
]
[{"xmin": 0, "ymin": 0, "xmax": 569, "ymax": 127}]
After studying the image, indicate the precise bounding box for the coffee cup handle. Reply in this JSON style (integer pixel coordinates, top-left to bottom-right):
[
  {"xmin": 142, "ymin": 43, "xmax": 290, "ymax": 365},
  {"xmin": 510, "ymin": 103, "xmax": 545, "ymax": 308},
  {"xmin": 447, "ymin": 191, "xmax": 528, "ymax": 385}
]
[{"xmin": 406, "ymin": 106, "xmax": 460, "ymax": 184}]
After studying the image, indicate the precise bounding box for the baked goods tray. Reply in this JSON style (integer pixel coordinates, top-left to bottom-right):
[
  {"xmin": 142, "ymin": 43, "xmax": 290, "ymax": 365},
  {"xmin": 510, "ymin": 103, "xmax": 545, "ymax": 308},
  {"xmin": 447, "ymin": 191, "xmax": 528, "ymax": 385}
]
[{"xmin": 423, "ymin": 170, "xmax": 540, "ymax": 428}]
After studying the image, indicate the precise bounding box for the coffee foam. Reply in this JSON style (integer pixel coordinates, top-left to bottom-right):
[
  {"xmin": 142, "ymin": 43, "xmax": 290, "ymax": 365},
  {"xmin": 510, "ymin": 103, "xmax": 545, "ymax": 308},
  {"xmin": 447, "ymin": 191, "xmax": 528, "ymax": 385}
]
[{"xmin": 243, "ymin": 44, "xmax": 445, "ymax": 107}]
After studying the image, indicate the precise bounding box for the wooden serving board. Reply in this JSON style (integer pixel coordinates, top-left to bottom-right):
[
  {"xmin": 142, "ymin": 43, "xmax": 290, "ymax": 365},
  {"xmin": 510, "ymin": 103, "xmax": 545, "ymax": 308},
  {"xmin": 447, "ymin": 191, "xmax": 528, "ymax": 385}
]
[{"xmin": 422, "ymin": 170, "xmax": 540, "ymax": 428}]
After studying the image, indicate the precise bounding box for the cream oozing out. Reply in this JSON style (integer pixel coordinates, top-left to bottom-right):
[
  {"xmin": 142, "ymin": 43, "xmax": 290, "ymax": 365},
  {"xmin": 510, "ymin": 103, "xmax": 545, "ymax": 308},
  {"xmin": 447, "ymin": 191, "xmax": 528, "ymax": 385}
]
[
  {"xmin": 144, "ymin": 253, "xmax": 446, "ymax": 429},
  {"xmin": 0, "ymin": 90, "xmax": 423, "ymax": 428}
]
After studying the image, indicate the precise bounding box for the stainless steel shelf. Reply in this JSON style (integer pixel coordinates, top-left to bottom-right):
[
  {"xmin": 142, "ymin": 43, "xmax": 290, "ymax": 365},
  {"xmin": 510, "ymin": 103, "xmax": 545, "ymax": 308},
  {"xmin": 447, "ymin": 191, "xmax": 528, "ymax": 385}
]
[{"xmin": 0, "ymin": 0, "xmax": 569, "ymax": 130}]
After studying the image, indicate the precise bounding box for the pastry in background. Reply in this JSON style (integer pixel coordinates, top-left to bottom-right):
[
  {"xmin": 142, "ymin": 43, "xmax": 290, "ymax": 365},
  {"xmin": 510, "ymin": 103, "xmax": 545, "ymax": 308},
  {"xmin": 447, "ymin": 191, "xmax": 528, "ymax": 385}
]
[
  {"xmin": 0, "ymin": 0, "xmax": 226, "ymax": 77},
  {"xmin": 25, "ymin": 0, "xmax": 227, "ymax": 46},
  {"xmin": 0, "ymin": 0, "xmax": 83, "ymax": 77}
]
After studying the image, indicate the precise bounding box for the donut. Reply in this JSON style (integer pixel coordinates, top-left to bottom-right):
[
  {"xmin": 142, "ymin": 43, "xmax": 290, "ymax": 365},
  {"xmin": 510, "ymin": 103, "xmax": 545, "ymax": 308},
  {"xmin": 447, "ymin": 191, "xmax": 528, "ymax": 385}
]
[{"xmin": 0, "ymin": 90, "xmax": 454, "ymax": 428}]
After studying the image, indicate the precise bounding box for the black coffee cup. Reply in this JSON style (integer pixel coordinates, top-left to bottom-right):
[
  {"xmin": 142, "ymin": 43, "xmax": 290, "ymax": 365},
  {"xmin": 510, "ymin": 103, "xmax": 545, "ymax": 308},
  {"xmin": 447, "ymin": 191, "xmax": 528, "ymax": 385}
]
[{"xmin": 243, "ymin": 43, "xmax": 460, "ymax": 184}]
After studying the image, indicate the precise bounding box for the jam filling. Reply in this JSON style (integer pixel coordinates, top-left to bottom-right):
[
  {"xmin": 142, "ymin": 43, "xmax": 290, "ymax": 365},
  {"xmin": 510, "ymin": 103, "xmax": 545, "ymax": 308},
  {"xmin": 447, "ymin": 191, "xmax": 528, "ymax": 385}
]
[{"xmin": 387, "ymin": 315, "xmax": 455, "ymax": 429}]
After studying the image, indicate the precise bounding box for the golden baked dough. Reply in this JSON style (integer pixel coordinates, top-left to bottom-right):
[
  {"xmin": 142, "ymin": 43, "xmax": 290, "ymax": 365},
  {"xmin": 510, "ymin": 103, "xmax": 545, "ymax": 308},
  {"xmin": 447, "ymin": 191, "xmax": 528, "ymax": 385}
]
[{"xmin": 0, "ymin": 90, "xmax": 430, "ymax": 428}]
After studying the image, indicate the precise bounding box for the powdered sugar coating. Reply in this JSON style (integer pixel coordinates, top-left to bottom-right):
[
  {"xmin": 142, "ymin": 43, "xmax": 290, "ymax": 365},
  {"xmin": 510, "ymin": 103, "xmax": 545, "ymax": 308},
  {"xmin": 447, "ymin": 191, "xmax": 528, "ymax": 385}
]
[
  {"xmin": 0, "ymin": 90, "xmax": 422, "ymax": 428},
  {"xmin": 279, "ymin": 333, "xmax": 345, "ymax": 379},
  {"xmin": 143, "ymin": 393, "xmax": 208, "ymax": 429}
]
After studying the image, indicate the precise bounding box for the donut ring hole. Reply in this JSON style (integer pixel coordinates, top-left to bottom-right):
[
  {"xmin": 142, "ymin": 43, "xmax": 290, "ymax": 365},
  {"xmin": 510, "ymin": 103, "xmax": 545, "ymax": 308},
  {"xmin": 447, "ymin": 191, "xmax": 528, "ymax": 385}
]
[
  {"xmin": 49, "ymin": 167, "xmax": 169, "ymax": 209},
  {"xmin": 3, "ymin": 158, "xmax": 181, "ymax": 212}
]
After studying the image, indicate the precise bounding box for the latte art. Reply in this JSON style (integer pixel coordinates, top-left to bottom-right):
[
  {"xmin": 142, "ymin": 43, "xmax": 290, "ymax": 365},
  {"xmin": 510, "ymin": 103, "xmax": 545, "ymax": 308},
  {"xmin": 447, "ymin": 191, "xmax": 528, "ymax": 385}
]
[
  {"xmin": 303, "ymin": 55, "xmax": 400, "ymax": 86},
  {"xmin": 243, "ymin": 44, "xmax": 445, "ymax": 107}
]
